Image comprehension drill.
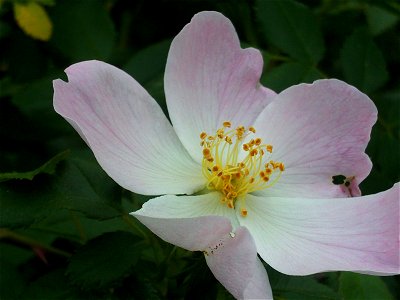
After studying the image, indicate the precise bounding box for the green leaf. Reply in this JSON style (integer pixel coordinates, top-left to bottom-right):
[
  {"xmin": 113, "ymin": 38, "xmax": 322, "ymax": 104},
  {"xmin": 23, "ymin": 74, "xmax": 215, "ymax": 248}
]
[
  {"xmin": 267, "ymin": 266, "xmax": 339, "ymax": 300},
  {"xmin": 256, "ymin": 0, "xmax": 325, "ymax": 63},
  {"xmin": 0, "ymin": 150, "xmax": 69, "ymax": 182},
  {"xmin": 14, "ymin": 1, "xmax": 52, "ymax": 41},
  {"xmin": 7, "ymin": 32, "xmax": 47, "ymax": 82},
  {"xmin": 261, "ymin": 62, "xmax": 322, "ymax": 92},
  {"xmin": 123, "ymin": 39, "xmax": 171, "ymax": 85},
  {"xmin": 66, "ymin": 231, "xmax": 144, "ymax": 290},
  {"xmin": 365, "ymin": 5, "xmax": 398, "ymax": 36},
  {"xmin": 340, "ymin": 28, "xmax": 388, "ymax": 94},
  {"xmin": 10, "ymin": 74, "xmax": 73, "ymax": 136},
  {"xmin": 123, "ymin": 40, "xmax": 170, "ymax": 114},
  {"xmin": 375, "ymin": 88, "xmax": 400, "ymax": 133},
  {"xmin": 49, "ymin": 1, "xmax": 116, "ymax": 61},
  {"xmin": 273, "ymin": 276, "xmax": 339, "ymax": 300},
  {"xmin": 0, "ymin": 20, "xmax": 12, "ymax": 39},
  {"xmin": 35, "ymin": 211, "xmax": 134, "ymax": 242},
  {"xmin": 0, "ymin": 259, "xmax": 27, "ymax": 300},
  {"xmin": 0, "ymin": 158, "xmax": 121, "ymax": 229},
  {"xmin": 339, "ymin": 272, "xmax": 393, "ymax": 300},
  {"xmin": 21, "ymin": 269, "xmax": 82, "ymax": 300}
]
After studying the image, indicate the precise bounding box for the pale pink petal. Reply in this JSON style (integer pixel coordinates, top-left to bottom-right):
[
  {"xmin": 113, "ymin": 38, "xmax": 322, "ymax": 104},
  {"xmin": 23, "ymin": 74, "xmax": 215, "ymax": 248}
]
[
  {"xmin": 131, "ymin": 192, "xmax": 238, "ymax": 250},
  {"xmin": 239, "ymin": 184, "xmax": 399, "ymax": 275},
  {"xmin": 165, "ymin": 11, "xmax": 276, "ymax": 162},
  {"xmin": 253, "ymin": 79, "xmax": 376, "ymax": 198},
  {"xmin": 205, "ymin": 227, "xmax": 273, "ymax": 299},
  {"xmin": 53, "ymin": 60, "xmax": 204, "ymax": 195},
  {"xmin": 244, "ymin": 258, "xmax": 273, "ymax": 299}
]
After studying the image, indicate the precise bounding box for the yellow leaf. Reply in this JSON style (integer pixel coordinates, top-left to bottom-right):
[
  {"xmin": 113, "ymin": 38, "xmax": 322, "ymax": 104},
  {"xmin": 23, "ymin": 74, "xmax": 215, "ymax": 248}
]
[{"xmin": 14, "ymin": 2, "xmax": 52, "ymax": 41}]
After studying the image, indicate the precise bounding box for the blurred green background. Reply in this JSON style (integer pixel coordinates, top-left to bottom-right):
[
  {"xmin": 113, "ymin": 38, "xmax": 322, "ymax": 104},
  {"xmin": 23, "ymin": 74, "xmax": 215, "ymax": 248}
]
[{"xmin": 0, "ymin": 0, "xmax": 399, "ymax": 299}]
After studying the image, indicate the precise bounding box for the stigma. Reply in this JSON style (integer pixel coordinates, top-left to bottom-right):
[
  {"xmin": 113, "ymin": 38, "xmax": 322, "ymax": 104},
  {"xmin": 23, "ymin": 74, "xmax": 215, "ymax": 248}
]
[{"xmin": 200, "ymin": 122, "xmax": 284, "ymax": 217}]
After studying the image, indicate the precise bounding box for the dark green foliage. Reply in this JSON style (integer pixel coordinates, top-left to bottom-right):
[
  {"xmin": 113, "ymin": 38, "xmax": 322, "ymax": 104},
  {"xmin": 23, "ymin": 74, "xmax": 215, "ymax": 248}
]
[
  {"xmin": 341, "ymin": 28, "xmax": 388, "ymax": 94},
  {"xmin": 339, "ymin": 272, "xmax": 394, "ymax": 300},
  {"xmin": 256, "ymin": 0, "xmax": 325, "ymax": 63},
  {"xmin": 261, "ymin": 61, "xmax": 322, "ymax": 92},
  {"xmin": 0, "ymin": 158, "xmax": 121, "ymax": 229},
  {"xmin": 66, "ymin": 231, "xmax": 145, "ymax": 290},
  {"xmin": 0, "ymin": 150, "xmax": 69, "ymax": 182},
  {"xmin": 0, "ymin": 0, "xmax": 398, "ymax": 299},
  {"xmin": 49, "ymin": 1, "xmax": 116, "ymax": 62},
  {"xmin": 267, "ymin": 266, "xmax": 340, "ymax": 300}
]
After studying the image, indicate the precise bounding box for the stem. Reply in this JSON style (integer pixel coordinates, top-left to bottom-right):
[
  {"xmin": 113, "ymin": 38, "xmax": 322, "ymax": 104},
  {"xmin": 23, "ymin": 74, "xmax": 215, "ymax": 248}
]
[{"xmin": 0, "ymin": 228, "xmax": 71, "ymax": 257}]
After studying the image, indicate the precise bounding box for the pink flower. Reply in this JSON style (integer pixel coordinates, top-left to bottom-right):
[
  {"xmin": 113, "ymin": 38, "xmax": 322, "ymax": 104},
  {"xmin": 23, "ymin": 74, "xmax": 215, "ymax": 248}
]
[{"xmin": 53, "ymin": 11, "xmax": 399, "ymax": 300}]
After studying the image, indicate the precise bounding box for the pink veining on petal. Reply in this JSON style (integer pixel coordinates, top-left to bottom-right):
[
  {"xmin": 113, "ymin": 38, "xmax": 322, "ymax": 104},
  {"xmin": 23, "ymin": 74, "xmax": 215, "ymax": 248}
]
[
  {"xmin": 240, "ymin": 183, "xmax": 400, "ymax": 275},
  {"xmin": 253, "ymin": 79, "xmax": 377, "ymax": 199},
  {"xmin": 165, "ymin": 11, "xmax": 276, "ymax": 162},
  {"xmin": 53, "ymin": 60, "xmax": 204, "ymax": 196},
  {"xmin": 131, "ymin": 193, "xmax": 237, "ymax": 250},
  {"xmin": 132, "ymin": 194, "xmax": 272, "ymax": 298},
  {"xmin": 205, "ymin": 227, "xmax": 273, "ymax": 299}
]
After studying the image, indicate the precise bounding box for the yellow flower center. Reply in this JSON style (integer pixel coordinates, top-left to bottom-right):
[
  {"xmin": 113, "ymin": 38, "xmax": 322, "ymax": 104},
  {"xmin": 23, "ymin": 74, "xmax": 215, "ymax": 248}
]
[{"xmin": 200, "ymin": 122, "xmax": 284, "ymax": 217}]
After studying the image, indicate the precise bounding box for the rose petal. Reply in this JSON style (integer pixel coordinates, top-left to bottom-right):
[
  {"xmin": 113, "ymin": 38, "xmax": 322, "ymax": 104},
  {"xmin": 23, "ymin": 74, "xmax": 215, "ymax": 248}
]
[
  {"xmin": 205, "ymin": 227, "xmax": 273, "ymax": 299},
  {"xmin": 165, "ymin": 11, "xmax": 276, "ymax": 162},
  {"xmin": 239, "ymin": 183, "xmax": 399, "ymax": 275},
  {"xmin": 253, "ymin": 79, "xmax": 377, "ymax": 198},
  {"xmin": 53, "ymin": 60, "xmax": 204, "ymax": 195},
  {"xmin": 244, "ymin": 258, "xmax": 273, "ymax": 299},
  {"xmin": 131, "ymin": 192, "xmax": 239, "ymax": 250}
]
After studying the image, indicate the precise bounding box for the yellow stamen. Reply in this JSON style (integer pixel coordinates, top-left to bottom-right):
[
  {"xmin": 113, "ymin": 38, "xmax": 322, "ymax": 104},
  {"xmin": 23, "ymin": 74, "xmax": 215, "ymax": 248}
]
[
  {"xmin": 223, "ymin": 121, "xmax": 231, "ymax": 128},
  {"xmin": 200, "ymin": 122, "xmax": 284, "ymax": 217},
  {"xmin": 241, "ymin": 208, "xmax": 248, "ymax": 217},
  {"xmin": 250, "ymin": 149, "xmax": 258, "ymax": 156}
]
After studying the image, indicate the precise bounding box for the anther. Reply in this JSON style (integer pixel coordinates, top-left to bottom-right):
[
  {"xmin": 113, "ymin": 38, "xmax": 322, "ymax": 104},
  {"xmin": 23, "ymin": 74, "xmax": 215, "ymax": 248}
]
[
  {"xmin": 223, "ymin": 121, "xmax": 231, "ymax": 128},
  {"xmin": 217, "ymin": 129, "xmax": 224, "ymax": 138},
  {"xmin": 200, "ymin": 122, "xmax": 284, "ymax": 215},
  {"xmin": 212, "ymin": 165, "xmax": 220, "ymax": 172},
  {"xmin": 203, "ymin": 148, "xmax": 211, "ymax": 157}
]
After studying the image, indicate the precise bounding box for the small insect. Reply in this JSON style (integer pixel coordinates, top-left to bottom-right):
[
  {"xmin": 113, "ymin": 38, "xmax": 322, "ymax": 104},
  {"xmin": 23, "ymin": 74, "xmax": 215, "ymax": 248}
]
[{"xmin": 332, "ymin": 174, "xmax": 356, "ymax": 197}]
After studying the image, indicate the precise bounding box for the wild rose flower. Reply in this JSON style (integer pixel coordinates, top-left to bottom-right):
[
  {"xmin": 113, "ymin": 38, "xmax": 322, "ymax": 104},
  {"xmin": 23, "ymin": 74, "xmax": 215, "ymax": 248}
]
[{"xmin": 53, "ymin": 11, "xmax": 399, "ymax": 300}]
